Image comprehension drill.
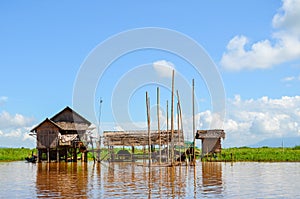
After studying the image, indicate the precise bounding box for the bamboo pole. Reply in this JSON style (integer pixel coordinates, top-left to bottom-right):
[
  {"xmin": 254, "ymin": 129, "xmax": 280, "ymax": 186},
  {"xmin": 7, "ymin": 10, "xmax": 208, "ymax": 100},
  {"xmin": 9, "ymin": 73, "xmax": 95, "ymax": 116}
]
[
  {"xmin": 146, "ymin": 92, "xmax": 151, "ymax": 167},
  {"xmin": 157, "ymin": 87, "xmax": 161, "ymax": 164},
  {"xmin": 171, "ymin": 70, "xmax": 175, "ymax": 165},
  {"xmin": 177, "ymin": 102, "xmax": 181, "ymax": 164},
  {"xmin": 176, "ymin": 90, "xmax": 184, "ymax": 164},
  {"xmin": 192, "ymin": 79, "xmax": 196, "ymax": 164},
  {"xmin": 166, "ymin": 100, "xmax": 169, "ymax": 163},
  {"xmin": 97, "ymin": 98, "xmax": 103, "ymax": 162}
]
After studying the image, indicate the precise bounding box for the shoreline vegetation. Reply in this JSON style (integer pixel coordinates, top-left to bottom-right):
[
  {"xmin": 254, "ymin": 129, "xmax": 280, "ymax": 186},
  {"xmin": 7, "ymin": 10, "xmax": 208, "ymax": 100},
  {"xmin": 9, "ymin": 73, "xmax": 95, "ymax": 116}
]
[{"xmin": 0, "ymin": 146, "xmax": 300, "ymax": 162}]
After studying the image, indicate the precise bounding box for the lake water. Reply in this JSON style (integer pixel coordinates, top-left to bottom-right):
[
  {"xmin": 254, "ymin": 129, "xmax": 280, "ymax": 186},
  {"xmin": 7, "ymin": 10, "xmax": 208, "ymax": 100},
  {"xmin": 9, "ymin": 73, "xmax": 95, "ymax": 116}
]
[{"xmin": 0, "ymin": 161, "xmax": 299, "ymax": 198}]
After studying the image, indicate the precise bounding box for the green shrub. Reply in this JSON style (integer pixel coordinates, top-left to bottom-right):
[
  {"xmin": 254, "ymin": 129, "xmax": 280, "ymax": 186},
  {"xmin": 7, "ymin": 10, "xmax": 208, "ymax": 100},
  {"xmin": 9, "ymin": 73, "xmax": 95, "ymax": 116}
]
[{"xmin": 0, "ymin": 148, "xmax": 37, "ymax": 161}]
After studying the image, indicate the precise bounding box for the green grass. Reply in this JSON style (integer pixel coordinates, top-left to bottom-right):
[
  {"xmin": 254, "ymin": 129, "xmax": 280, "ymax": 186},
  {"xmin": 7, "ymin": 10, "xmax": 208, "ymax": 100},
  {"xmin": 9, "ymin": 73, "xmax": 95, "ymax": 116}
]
[
  {"xmin": 0, "ymin": 148, "xmax": 37, "ymax": 161},
  {"xmin": 202, "ymin": 146, "xmax": 300, "ymax": 162},
  {"xmin": 2, "ymin": 146, "xmax": 300, "ymax": 162}
]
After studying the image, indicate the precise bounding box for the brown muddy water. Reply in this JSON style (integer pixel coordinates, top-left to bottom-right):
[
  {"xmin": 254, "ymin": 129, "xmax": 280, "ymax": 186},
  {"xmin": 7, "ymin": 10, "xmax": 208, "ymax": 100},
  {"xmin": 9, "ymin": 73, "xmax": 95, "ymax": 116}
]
[{"xmin": 0, "ymin": 161, "xmax": 299, "ymax": 198}]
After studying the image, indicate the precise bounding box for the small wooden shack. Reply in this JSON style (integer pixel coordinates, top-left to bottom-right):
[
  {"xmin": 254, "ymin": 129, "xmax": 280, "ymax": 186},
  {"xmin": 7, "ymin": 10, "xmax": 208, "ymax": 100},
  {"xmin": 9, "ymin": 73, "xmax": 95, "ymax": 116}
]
[
  {"xmin": 103, "ymin": 130, "xmax": 183, "ymax": 146},
  {"xmin": 30, "ymin": 106, "xmax": 92, "ymax": 162},
  {"xmin": 103, "ymin": 130, "xmax": 184, "ymax": 162},
  {"xmin": 195, "ymin": 129, "xmax": 225, "ymax": 155}
]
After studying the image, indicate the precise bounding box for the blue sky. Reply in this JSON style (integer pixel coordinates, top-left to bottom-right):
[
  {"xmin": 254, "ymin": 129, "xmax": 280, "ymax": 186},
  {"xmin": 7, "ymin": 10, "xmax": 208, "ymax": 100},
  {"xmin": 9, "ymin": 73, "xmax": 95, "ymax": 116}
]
[{"xmin": 1, "ymin": 0, "xmax": 300, "ymax": 148}]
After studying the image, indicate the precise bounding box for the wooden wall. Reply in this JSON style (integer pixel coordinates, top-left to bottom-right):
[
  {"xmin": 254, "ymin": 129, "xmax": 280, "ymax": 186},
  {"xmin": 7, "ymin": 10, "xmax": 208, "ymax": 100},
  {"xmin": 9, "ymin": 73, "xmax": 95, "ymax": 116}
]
[
  {"xmin": 201, "ymin": 138, "xmax": 221, "ymax": 155},
  {"xmin": 36, "ymin": 120, "xmax": 60, "ymax": 149}
]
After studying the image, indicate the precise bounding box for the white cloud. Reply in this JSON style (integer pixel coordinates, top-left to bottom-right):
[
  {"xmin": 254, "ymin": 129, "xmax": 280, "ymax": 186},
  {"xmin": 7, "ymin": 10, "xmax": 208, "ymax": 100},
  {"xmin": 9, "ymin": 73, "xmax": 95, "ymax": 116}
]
[
  {"xmin": 113, "ymin": 125, "xmax": 125, "ymax": 131},
  {"xmin": 174, "ymin": 95, "xmax": 300, "ymax": 147},
  {"xmin": 221, "ymin": 0, "xmax": 300, "ymax": 71},
  {"xmin": 0, "ymin": 111, "xmax": 34, "ymax": 129},
  {"xmin": 23, "ymin": 133, "xmax": 35, "ymax": 141},
  {"xmin": 221, "ymin": 95, "xmax": 300, "ymax": 146},
  {"xmin": 272, "ymin": 0, "xmax": 300, "ymax": 34},
  {"xmin": 281, "ymin": 76, "xmax": 295, "ymax": 82},
  {"xmin": 0, "ymin": 111, "xmax": 36, "ymax": 147},
  {"xmin": 4, "ymin": 128, "xmax": 22, "ymax": 137},
  {"xmin": 153, "ymin": 60, "xmax": 175, "ymax": 78},
  {"xmin": 0, "ymin": 96, "xmax": 8, "ymax": 106}
]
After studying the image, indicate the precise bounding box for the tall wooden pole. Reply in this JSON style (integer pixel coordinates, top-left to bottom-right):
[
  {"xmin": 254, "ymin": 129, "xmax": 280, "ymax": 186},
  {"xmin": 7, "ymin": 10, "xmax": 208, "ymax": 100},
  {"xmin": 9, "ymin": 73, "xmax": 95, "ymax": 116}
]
[
  {"xmin": 171, "ymin": 70, "xmax": 175, "ymax": 165},
  {"xmin": 157, "ymin": 87, "xmax": 161, "ymax": 164},
  {"xmin": 176, "ymin": 90, "xmax": 183, "ymax": 138},
  {"xmin": 177, "ymin": 102, "xmax": 181, "ymax": 164},
  {"xmin": 166, "ymin": 100, "xmax": 169, "ymax": 163},
  {"xmin": 192, "ymin": 79, "xmax": 196, "ymax": 164},
  {"xmin": 146, "ymin": 92, "xmax": 151, "ymax": 167},
  {"xmin": 97, "ymin": 98, "xmax": 103, "ymax": 162},
  {"xmin": 176, "ymin": 90, "xmax": 183, "ymax": 164}
]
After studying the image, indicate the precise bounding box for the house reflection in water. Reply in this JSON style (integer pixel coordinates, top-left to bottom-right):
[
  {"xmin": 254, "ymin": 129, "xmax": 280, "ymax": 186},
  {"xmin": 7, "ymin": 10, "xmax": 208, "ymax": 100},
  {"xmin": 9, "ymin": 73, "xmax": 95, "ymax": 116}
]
[
  {"xmin": 35, "ymin": 162, "xmax": 223, "ymax": 198},
  {"xmin": 201, "ymin": 162, "xmax": 223, "ymax": 194},
  {"xmin": 36, "ymin": 163, "xmax": 88, "ymax": 198}
]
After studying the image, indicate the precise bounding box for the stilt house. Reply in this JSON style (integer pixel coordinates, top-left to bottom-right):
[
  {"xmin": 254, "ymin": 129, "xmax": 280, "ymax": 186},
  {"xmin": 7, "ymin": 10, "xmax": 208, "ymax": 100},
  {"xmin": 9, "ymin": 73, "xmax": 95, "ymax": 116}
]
[{"xmin": 30, "ymin": 106, "xmax": 92, "ymax": 162}]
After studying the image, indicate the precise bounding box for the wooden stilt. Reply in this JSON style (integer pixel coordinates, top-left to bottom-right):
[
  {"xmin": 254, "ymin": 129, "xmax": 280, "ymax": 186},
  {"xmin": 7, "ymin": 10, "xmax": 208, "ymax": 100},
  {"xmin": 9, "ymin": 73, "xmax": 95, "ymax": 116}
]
[
  {"xmin": 56, "ymin": 149, "xmax": 59, "ymax": 162},
  {"xmin": 84, "ymin": 151, "xmax": 88, "ymax": 162},
  {"xmin": 74, "ymin": 148, "xmax": 77, "ymax": 162},
  {"xmin": 38, "ymin": 149, "xmax": 41, "ymax": 163},
  {"xmin": 65, "ymin": 148, "xmax": 68, "ymax": 162},
  {"xmin": 47, "ymin": 148, "xmax": 50, "ymax": 163},
  {"xmin": 146, "ymin": 91, "xmax": 151, "ymax": 167}
]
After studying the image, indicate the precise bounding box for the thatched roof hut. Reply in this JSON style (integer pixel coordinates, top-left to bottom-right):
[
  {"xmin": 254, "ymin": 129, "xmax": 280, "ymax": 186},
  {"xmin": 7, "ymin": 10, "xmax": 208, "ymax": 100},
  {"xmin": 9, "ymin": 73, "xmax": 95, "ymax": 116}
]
[{"xmin": 103, "ymin": 130, "xmax": 184, "ymax": 146}]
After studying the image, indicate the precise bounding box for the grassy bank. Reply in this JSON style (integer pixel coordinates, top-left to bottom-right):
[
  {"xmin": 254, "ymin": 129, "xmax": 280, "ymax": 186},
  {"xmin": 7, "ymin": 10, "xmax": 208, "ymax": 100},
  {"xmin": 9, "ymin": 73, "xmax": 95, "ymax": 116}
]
[
  {"xmin": 0, "ymin": 148, "xmax": 37, "ymax": 161},
  {"xmin": 1, "ymin": 146, "xmax": 300, "ymax": 162},
  {"xmin": 202, "ymin": 146, "xmax": 300, "ymax": 162}
]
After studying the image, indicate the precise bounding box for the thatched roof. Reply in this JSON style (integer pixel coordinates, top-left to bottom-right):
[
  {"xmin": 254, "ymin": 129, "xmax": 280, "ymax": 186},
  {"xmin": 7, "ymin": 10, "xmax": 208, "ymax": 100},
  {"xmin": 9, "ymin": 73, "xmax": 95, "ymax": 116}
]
[
  {"xmin": 55, "ymin": 122, "xmax": 90, "ymax": 131},
  {"xmin": 30, "ymin": 107, "xmax": 92, "ymax": 133},
  {"xmin": 30, "ymin": 118, "xmax": 61, "ymax": 132},
  {"xmin": 103, "ymin": 130, "xmax": 184, "ymax": 146},
  {"xmin": 195, "ymin": 129, "xmax": 225, "ymax": 139},
  {"xmin": 50, "ymin": 106, "xmax": 91, "ymax": 125}
]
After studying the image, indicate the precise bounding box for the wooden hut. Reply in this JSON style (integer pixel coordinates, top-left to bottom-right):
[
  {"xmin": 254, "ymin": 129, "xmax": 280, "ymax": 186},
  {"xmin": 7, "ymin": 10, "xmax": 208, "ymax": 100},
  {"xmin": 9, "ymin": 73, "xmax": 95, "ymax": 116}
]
[
  {"xmin": 30, "ymin": 106, "xmax": 92, "ymax": 162},
  {"xmin": 103, "ymin": 130, "xmax": 184, "ymax": 162},
  {"xmin": 195, "ymin": 129, "xmax": 225, "ymax": 155},
  {"xmin": 103, "ymin": 130, "xmax": 183, "ymax": 146}
]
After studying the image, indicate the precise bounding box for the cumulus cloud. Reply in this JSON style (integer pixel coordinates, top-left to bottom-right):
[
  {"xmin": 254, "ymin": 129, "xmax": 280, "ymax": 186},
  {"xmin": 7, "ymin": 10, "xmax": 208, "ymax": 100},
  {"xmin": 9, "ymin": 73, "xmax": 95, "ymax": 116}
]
[
  {"xmin": 220, "ymin": 95, "xmax": 300, "ymax": 146},
  {"xmin": 0, "ymin": 111, "xmax": 36, "ymax": 147},
  {"xmin": 176, "ymin": 94, "xmax": 300, "ymax": 147},
  {"xmin": 0, "ymin": 111, "xmax": 35, "ymax": 129},
  {"xmin": 153, "ymin": 60, "xmax": 175, "ymax": 78},
  {"xmin": 0, "ymin": 126, "xmax": 36, "ymax": 148},
  {"xmin": 221, "ymin": 0, "xmax": 300, "ymax": 70}
]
